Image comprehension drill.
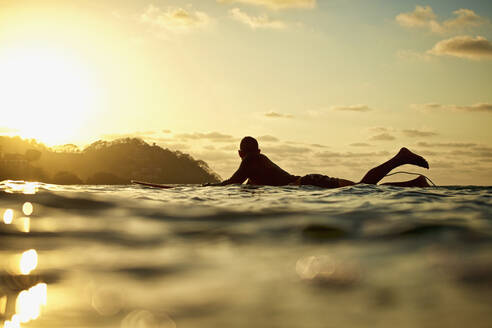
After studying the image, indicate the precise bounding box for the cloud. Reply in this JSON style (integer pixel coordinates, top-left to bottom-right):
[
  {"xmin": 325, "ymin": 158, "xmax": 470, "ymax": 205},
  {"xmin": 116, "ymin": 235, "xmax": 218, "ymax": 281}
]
[
  {"xmin": 174, "ymin": 132, "xmax": 237, "ymax": 142},
  {"xmin": 264, "ymin": 111, "xmax": 294, "ymax": 118},
  {"xmin": 230, "ymin": 8, "xmax": 286, "ymax": 29},
  {"xmin": 449, "ymin": 103, "xmax": 492, "ymax": 112},
  {"xmin": 258, "ymin": 135, "xmax": 280, "ymax": 142},
  {"xmin": 411, "ymin": 103, "xmax": 443, "ymax": 111},
  {"xmin": 370, "ymin": 133, "xmax": 396, "ymax": 141},
  {"xmin": 330, "ymin": 104, "xmax": 373, "ymax": 112},
  {"xmin": 262, "ymin": 144, "xmax": 312, "ymax": 156},
  {"xmin": 350, "ymin": 142, "xmax": 372, "ymax": 147},
  {"xmin": 429, "ymin": 160, "xmax": 456, "ymax": 169},
  {"xmin": 368, "ymin": 127, "xmax": 394, "ymax": 133},
  {"xmin": 219, "ymin": 144, "xmax": 237, "ymax": 151},
  {"xmin": 396, "ymin": 6, "xmax": 486, "ymax": 34},
  {"xmin": 449, "ymin": 149, "xmax": 492, "ymax": 158},
  {"xmin": 396, "ymin": 5, "xmax": 442, "ymax": 33},
  {"xmin": 310, "ymin": 143, "xmax": 327, "ymax": 148},
  {"xmin": 193, "ymin": 149, "xmax": 235, "ymax": 161},
  {"xmin": 417, "ymin": 142, "xmax": 478, "ymax": 148},
  {"xmin": 402, "ymin": 129, "xmax": 438, "ymax": 137},
  {"xmin": 412, "ymin": 103, "xmax": 492, "ymax": 112},
  {"xmin": 218, "ymin": 0, "xmax": 316, "ymax": 10},
  {"xmin": 308, "ymin": 105, "xmax": 375, "ymax": 117},
  {"xmin": 443, "ymin": 9, "xmax": 486, "ymax": 29},
  {"xmin": 315, "ymin": 150, "xmax": 390, "ymax": 160},
  {"xmin": 428, "ymin": 35, "xmax": 492, "ymax": 60},
  {"xmin": 140, "ymin": 5, "xmax": 211, "ymax": 32},
  {"xmin": 101, "ymin": 131, "xmax": 157, "ymax": 139},
  {"xmin": 158, "ymin": 142, "xmax": 192, "ymax": 150}
]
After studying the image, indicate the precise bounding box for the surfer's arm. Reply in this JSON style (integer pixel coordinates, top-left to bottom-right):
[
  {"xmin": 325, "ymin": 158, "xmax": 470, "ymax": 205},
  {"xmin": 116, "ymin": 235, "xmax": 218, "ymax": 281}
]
[
  {"xmin": 219, "ymin": 168, "xmax": 248, "ymax": 186},
  {"xmin": 205, "ymin": 160, "xmax": 249, "ymax": 186}
]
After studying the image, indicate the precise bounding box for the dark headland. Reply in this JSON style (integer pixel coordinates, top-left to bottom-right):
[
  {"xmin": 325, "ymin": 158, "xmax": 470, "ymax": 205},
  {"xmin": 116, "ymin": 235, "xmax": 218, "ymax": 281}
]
[{"xmin": 0, "ymin": 136, "xmax": 221, "ymax": 185}]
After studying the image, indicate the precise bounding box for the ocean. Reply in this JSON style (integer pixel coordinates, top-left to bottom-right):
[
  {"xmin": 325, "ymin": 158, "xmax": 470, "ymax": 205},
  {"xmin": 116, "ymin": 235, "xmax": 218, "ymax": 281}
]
[{"xmin": 1, "ymin": 180, "xmax": 491, "ymax": 328}]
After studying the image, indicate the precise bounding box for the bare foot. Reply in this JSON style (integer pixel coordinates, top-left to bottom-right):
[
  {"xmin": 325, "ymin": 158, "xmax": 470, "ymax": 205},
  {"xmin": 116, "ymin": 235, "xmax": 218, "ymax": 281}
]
[{"xmin": 396, "ymin": 147, "xmax": 429, "ymax": 169}]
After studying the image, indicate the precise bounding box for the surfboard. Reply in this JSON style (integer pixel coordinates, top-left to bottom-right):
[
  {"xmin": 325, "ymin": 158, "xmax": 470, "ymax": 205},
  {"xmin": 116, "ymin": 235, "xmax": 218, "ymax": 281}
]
[{"xmin": 131, "ymin": 180, "xmax": 174, "ymax": 189}]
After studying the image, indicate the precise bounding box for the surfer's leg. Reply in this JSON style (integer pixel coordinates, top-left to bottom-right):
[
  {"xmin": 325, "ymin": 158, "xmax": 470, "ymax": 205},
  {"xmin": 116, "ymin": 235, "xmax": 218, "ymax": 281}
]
[
  {"xmin": 380, "ymin": 175, "xmax": 430, "ymax": 187},
  {"xmin": 358, "ymin": 147, "xmax": 429, "ymax": 185},
  {"xmin": 299, "ymin": 174, "xmax": 355, "ymax": 188},
  {"xmin": 338, "ymin": 178, "xmax": 356, "ymax": 187}
]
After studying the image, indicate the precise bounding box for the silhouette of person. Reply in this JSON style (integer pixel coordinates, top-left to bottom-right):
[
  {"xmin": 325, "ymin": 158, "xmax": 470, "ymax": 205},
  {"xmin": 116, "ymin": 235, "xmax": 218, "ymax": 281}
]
[{"xmin": 206, "ymin": 136, "xmax": 430, "ymax": 188}]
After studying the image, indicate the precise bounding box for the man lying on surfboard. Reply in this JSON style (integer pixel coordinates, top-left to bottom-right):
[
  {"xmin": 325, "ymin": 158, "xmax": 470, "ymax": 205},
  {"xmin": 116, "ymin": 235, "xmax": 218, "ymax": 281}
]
[{"xmin": 205, "ymin": 136, "xmax": 431, "ymax": 188}]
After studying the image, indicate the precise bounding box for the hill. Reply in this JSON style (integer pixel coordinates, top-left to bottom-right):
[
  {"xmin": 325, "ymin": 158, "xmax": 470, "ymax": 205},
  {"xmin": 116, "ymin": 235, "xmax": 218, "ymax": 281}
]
[{"xmin": 0, "ymin": 136, "xmax": 221, "ymax": 184}]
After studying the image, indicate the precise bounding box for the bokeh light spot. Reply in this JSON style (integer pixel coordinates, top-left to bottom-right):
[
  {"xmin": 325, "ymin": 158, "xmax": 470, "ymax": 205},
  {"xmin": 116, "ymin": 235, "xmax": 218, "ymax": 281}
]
[
  {"xmin": 19, "ymin": 249, "xmax": 38, "ymax": 275},
  {"xmin": 92, "ymin": 287, "xmax": 122, "ymax": 316},
  {"xmin": 15, "ymin": 283, "xmax": 48, "ymax": 324},
  {"xmin": 121, "ymin": 310, "xmax": 176, "ymax": 328},
  {"xmin": 3, "ymin": 209, "xmax": 14, "ymax": 224},
  {"xmin": 22, "ymin": 202, "xmax": 34, "ymax": 216}
]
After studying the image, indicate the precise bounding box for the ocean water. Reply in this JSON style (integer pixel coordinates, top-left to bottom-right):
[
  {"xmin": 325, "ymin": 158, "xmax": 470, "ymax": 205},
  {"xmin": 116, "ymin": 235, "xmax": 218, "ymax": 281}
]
[{"xmin": 1, "ymin": 180, "xmax": 491, "ymax": 328}]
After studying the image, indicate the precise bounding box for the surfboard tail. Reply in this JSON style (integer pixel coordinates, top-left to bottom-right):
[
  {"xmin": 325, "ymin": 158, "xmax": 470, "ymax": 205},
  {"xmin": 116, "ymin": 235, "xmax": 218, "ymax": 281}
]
[{"xmin": 131, "ymin": 180, "xmax": 174, "ymax": 189}]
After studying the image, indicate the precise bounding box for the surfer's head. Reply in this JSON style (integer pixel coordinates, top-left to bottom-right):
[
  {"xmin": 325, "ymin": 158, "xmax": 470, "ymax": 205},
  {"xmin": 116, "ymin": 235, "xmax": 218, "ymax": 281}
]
[{"xmin": 239, "ymin": 136, "xmax": 260, "ymax": 158}]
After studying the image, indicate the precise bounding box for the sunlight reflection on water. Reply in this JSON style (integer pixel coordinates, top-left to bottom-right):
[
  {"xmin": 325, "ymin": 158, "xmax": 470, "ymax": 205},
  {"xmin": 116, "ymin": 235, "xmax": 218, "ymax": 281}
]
[
  {"xmin": 1, "ymin": 186, "xmax": 48, "ymax": 328},
  {"xmin": 1, "ymin": 248, "xmax": 47, "ymax": 328},
  {"xmin": 19, "ymin": 250, "xmax": 37, "ymax": 275},
  {"xmin": 3, "ymin": 209, "xmax": 13, "ymax": 224},
  {"xmin": 3, "ymin": 283, "xmax": 47, "ymax": 328},
  {"xmin": 2, "ymin": 209, "xmax": 29, "ymax": 233},
  {"xmin": 21, "ymin": 203, "xmax": 32, "ymax": 216},
  {"xmin": 15, "ymin": 283, "xmax": 47, "ymax": 322},
  {"xmin": 2, "ymin": 182, "xmax": 38, "ymax": 195},
  {"xmin": 16, "ymin": 218, "xmax": 29, "ymax": 234}
]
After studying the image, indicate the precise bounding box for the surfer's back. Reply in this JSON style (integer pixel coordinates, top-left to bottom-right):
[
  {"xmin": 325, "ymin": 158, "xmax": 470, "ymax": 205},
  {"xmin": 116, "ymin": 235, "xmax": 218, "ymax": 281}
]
[{"xmin": 243, "ymin": 153, "xmax": 299, "ymax": 186}]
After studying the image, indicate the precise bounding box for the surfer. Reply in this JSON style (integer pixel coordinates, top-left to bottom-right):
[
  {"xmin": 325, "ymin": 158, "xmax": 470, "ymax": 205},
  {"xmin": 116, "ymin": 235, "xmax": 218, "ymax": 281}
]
[{"xmin": 206, "ymin": 136, "xmax": 430, "ymax": 188}]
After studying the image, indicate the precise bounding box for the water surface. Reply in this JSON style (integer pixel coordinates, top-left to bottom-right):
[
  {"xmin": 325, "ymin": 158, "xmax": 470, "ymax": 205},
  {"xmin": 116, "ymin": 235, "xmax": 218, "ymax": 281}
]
[{"xmin": 1, "ymin": 181, "xmax": 491, "ymax": 328}]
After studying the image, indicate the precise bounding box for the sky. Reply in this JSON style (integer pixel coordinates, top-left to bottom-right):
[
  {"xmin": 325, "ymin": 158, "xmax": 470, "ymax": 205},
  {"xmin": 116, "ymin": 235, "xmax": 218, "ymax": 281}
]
[{"xmin": 0, "ymin": 0, "xmax": 491, "ymax": 185}]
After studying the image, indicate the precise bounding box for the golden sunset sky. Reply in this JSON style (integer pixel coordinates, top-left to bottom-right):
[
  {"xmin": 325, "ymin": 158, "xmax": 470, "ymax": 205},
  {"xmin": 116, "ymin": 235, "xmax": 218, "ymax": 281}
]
[{"xmin": 0, "ymin": 0, "xmax": 491, "ymax": 185}]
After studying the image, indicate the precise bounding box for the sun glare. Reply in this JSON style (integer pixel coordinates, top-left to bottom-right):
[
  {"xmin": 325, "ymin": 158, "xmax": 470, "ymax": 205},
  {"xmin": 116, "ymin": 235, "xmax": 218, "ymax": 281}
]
[{"xmin": 0, "ymin": 46, "xmax": 99, "ymax": 145}]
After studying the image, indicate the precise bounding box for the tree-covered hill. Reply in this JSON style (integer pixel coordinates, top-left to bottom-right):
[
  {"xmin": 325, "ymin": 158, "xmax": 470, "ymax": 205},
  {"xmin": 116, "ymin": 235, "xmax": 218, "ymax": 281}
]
[{"xmin": 0, "ymin": 136, "xmax": 221, "ymax": 184}]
